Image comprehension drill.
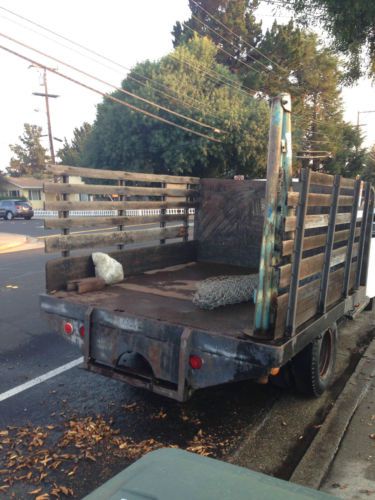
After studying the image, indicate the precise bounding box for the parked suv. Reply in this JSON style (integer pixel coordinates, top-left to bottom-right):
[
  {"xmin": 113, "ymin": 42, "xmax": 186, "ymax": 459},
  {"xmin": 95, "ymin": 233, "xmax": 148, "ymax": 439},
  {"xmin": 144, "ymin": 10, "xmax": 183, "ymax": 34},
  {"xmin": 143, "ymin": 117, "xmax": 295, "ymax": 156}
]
[{"xmin": 0, "ymin": 200, "xmax": 34, "ymax": 220}]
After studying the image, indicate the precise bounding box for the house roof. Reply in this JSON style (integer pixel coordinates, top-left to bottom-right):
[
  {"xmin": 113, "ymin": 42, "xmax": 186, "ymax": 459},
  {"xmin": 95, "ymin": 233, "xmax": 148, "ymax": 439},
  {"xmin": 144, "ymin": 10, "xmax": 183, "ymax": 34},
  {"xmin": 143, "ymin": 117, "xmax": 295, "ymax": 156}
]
[{"xmin": 4, "ymin": 177, "xmax": 43, "ymax": 189}]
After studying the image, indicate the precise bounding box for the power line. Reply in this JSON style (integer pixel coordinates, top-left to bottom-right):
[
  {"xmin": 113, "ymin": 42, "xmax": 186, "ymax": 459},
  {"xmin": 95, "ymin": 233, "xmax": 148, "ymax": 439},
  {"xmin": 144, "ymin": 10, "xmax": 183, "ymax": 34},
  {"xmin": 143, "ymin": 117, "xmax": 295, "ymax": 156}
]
[
  {"xmin": 0, "ymin": 44, "xmax": 222, "ymax": 143},
  {"xmin": 0, "ymin": 7, "xmax": 224, "ymax": 124},
  {"xmin": 188, "ymin": 14, "xmax": 268, "ymax": 74},
  {"xmin": 189, "ymin": 0, "xmax": 288, "ymax": 75},
  {"xmin": 0, "ymin": 32, "xmax": 223, "ymax": 134}
]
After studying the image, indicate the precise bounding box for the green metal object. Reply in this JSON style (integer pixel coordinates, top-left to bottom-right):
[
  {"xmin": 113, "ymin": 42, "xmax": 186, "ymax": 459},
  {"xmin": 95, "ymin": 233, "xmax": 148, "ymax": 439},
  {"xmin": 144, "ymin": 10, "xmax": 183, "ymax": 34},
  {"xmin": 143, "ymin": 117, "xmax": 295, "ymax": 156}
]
[
  {"xmin": 83, "ymin": 448, "xmax": 336, "ymax": 500},
  {"xmin": 255, "ymin": 93, "xmax": 292, "ymax": 336}
]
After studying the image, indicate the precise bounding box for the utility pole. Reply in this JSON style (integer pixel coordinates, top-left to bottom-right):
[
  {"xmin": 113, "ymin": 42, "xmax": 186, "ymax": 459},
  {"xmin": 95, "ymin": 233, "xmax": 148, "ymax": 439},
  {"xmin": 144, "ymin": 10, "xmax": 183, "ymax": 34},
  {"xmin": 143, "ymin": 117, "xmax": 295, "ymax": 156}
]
[{"xmin": 32, "ymin": 68, "xmax": 59, "ymax": 164}]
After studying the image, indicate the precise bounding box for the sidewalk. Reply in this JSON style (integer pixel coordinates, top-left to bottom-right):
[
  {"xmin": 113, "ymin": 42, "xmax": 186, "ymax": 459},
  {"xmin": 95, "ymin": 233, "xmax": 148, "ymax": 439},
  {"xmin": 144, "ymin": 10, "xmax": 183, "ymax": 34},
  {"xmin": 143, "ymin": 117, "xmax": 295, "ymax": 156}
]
[
  {"xmin": 291, "ymin": 336, "xmax": 375, "ymax": 499},
  {"xmin": 0, "ymin": 232, "xmax": 43, "ymax": 254}
]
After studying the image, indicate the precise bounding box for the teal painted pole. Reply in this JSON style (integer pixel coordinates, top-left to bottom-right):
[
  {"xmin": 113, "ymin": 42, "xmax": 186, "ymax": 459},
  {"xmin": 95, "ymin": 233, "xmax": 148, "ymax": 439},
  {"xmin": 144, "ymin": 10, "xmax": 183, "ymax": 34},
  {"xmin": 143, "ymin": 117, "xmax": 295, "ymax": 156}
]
[{"xmin": 254, "ymin": 94, "xmax": 292, "ymax": 337}]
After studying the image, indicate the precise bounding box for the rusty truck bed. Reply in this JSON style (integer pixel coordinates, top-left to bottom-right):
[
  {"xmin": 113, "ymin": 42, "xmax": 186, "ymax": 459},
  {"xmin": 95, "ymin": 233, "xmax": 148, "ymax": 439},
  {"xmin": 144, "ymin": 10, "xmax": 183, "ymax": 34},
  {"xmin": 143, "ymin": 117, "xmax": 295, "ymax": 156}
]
[{"xmin": 52, "ymin": 261, "xmax": 257, "ymax": 338}]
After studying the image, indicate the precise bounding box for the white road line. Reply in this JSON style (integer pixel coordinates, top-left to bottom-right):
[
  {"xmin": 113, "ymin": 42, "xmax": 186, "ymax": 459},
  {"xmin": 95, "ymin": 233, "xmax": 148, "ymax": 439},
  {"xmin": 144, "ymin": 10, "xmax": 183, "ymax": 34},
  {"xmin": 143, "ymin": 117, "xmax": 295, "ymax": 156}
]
[{"xmin": 0, "ymin": 356, "xmax": 83, "ymax": 403}]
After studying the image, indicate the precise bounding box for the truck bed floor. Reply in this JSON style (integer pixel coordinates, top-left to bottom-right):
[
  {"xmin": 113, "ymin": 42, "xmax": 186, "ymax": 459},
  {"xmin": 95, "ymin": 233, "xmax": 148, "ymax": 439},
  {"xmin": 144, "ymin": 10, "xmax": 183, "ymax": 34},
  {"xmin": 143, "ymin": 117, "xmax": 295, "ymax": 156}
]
[{"xmin": 54, "ymin": 262, "xmax": 257, "ymax": 338}]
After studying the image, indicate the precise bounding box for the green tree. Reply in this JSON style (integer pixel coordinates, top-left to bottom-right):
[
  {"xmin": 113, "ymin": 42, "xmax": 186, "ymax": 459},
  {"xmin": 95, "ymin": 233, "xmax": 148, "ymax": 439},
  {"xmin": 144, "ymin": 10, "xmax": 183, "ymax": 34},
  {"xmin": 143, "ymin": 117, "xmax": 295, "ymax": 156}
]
[
  {"xmin": 289, "ymin": 0, "xmax": 375, "ymax": 80},
  {"xmin": 245, "ymin": 22, "xmax": 346, "ymax": 162},
  {"xmin": 58, "ymin": 122, "xmax": 92, "ymax": 166},
  {"xmin": 173, "ymin": 4, "xmax": 366, "ymax": 174},
  {"xmin": 362, "ymin": 144, "xmax": 375, "ymax": 183},
  {"xmin": 84, "ymin": 36, "xmax": 270, "ymax": 178},
  {"xmin": 8, "ymin": 124, "xmax": 47, "ymax": 177},
  {"xmin": 172, "ymin": 1, "xmax": 263, "ymax": 71},
  {"xmin": 323, "ymin": 123, "xmax": 367, "ymax": 177}
]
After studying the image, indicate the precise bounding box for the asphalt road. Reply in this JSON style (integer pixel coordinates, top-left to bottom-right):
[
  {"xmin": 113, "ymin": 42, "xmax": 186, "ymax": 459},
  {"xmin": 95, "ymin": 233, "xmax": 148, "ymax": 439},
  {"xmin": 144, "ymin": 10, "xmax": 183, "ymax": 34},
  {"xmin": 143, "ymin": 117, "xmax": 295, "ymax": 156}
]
[
  {"xmin": 0, "ymin": 218, "xmax": 59, "ymax": 238},
  {"xmin": 0, "ymin": 238, "xmax": 374, "ymax": 498}
]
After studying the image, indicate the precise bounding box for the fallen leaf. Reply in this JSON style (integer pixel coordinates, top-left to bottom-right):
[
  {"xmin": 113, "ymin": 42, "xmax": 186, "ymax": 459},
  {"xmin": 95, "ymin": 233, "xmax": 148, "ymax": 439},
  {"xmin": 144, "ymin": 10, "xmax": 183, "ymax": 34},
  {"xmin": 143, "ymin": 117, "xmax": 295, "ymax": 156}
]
[
  {"xmin": 0, "ymin": 431, "xmax": 9, "ymax": 437},
  {"xmin": 35, "ymin": 495, "xmax": 49, "ymax": 500},
  {"xmin": 369, "ymin": 434, "xmax": 375, "ymax": 440},
  {"xmin": 28, "ymin": 488, "xmax": 42, "ymax": 495}
]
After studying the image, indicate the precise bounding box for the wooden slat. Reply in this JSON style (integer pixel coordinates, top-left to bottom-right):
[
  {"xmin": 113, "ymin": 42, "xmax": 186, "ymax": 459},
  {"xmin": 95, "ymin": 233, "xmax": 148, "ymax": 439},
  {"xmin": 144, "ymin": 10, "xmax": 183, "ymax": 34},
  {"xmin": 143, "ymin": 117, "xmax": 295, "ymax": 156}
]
[
  {"xmin": 275, "ymin": 265, "xmax": 356, "ymax": 334},
  {"xmin": 44, "ymin": 214, "xmax": 186, "ymax": 230},
  {"xmin": 45, "ymin": 225, "xmax": 187, "ymax": 253},
  {"xmin": 279, "ymin": 243, "xmax": 358, "ymax": 288},
  {"xmin": 44, "ymin": 182, "xmax": 198, "ymax": 198},
  {"xmin": 287, "ymin": 191, "xmax": 354, "ymax": 207},
  {"xmin": 309, "ymin": 171, "xmax": 356, "ymax": 189},
  {"xmin": 309, "ymin": 171, "xmax": 334, "ymax": 187},
  {"xmin": 282, "ymin": 227, "xmax": 360, "ymax": 256},
  {"xmin": 44, "ymin": 200, "xmax": 196, "ymax": 211},
  {"xmin": 46, "ymin": 164, "xmax": 199, "ymax": 185},
  {"xmin": 284, "ymin": 212, "xmax": 353, "ymax": 231}
]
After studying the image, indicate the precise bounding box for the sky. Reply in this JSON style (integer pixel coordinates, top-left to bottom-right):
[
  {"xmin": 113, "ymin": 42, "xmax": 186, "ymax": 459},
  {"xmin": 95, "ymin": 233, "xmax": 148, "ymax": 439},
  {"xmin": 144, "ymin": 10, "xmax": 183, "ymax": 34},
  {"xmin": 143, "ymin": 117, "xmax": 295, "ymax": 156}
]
[{"xmin": 0, "ymin": 0, "xmax": 374, "ymax": 171}]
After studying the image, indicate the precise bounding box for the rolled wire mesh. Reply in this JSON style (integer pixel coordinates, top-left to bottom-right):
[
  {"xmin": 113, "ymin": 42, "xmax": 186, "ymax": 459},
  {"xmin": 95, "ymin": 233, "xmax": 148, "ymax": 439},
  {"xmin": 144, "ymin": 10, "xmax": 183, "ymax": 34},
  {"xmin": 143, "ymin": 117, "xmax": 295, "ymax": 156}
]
[{"xmin": 193, "ymin": 274, "xmax": 258, "ymax": 310}]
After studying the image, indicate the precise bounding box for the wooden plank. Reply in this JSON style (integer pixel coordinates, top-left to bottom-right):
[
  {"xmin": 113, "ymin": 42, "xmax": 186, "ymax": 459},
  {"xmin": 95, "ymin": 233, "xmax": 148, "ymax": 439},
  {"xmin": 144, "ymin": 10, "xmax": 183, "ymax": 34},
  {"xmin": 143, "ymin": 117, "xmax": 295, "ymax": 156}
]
[
  {"xmin": 46, "ymin": 164, "xmax": 200, "ymax": 185},
  {"xmin": 44, "ymin": 200, "xmax": 196, "ymax": 211},
  {"xmin": 45, "ymin": 241, "xmax": 198, "ymax": 292},
  {"xmin": 309, "ymin": 172, "xmax": 356, "ymax": 190},
  {"xmin": 44, "ymin": 182, "xmax": 198, "ymax": 198},
  {"xmin": 279, "ymin": 243, "xmax": 358, "ymax": 288},
  {"xmin": 44, "ymin": 214, "xmax": 186, "ymax": 229},
  {"xmin": 309, "ymin": 171, "xmax": 334, "ymax": 187},
  {"xmin": 287, "ymin": 191, "xmax": 354, "ymax": 207},
  {"xmin": 284, "ymin": 212, "xmax": 353, "ymax": 231},
  {"xmin": 282, "ymin": 227, "xmax": 360, "ymax": 256},
  {"xmin": 67, "ymin": 277, "xmax": 106, "ymax": 294},
  {"xmin": 275, "ymin": 265, "xmax": 354, "ymax": 334},
  {"xmin": 45, "ymin": 225, "xmax": 187, "ymax": 253}
]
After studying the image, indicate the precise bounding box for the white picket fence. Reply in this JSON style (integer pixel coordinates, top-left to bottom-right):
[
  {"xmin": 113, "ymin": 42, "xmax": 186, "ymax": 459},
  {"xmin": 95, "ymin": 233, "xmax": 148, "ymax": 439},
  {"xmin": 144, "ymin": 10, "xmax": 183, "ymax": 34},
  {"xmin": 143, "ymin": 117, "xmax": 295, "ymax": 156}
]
[{"xmin": 34, "ymin": 208, "xmax": 195, "ymax": 218}]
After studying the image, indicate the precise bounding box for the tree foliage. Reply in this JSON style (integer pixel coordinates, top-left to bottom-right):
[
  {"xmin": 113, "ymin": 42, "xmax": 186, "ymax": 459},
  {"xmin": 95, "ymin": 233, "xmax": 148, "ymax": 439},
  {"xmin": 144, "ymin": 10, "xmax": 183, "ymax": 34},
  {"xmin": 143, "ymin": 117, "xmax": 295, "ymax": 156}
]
[
  {"xmin": 175, "ymin": 0, "xmax": 367, "ymax": 177},
  {"xmin": 84, "ymin": 36, "xmax": 270, "ymax": 178},
  {"xmin": 289, "ymin": 0, "xmax": 375, "ymax": 81},
  {"xmin": 173, "ymin": 0, "xmax": 263, "ymax": 70},
  {"xmin": 362, "ymin": 144, "xmax": 375, "ymax": 184},
  {"xmin": 8, "ymin": 124, "xmax": 47, "ymax": 177},
  {"xmin": 58, "ymin": 122, "xmax": 92, "ymax": 166}
]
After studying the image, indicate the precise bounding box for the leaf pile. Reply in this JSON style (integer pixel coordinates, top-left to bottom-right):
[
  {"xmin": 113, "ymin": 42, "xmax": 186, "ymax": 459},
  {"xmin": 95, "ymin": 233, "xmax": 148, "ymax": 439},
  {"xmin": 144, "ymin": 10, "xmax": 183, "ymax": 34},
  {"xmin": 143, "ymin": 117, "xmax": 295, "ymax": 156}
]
[{"xmin": 0, "ymin": 408, "xmax": 230, "ymax": 498}]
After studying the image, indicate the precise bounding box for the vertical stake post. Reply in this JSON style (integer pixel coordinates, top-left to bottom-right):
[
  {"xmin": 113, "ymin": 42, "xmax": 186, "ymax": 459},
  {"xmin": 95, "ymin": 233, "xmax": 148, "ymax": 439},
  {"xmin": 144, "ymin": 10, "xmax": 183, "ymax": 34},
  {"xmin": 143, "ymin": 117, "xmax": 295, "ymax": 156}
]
[
  {"xmin": 343, "ymin": 179, "xmax": 361, "ymax": 296},
  {"xmin": 318, "ymin": 174, "xmax": 341, "ymax": 314},
  {"xmin": 61, "ymin": 174, "xmax": 69, "ymax": 258},
  {"xmin": 160, "ymin": 182, "xmax": 166, "ymax": 245},
  {"xmin": 254, "ymin": 93, "xmax": 292, "ymax": 337},
  {"xmin": 285, "ymin": 167, "xmax": 311, "ymax": 336},
  {"xmin": 355, "ymin": 182, "xmax": 371, "ymax": 290},
  {"xmin": 117, "ymin": 179, "xmax": 125, "ymax": 250}
]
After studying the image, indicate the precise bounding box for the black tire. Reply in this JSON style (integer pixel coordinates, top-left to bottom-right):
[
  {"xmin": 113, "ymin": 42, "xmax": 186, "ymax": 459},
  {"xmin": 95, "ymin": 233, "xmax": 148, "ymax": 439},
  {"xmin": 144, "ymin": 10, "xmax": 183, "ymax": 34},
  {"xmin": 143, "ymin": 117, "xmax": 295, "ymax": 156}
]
[
  {"xmin": 5, "ymin": 211, "xmax": 13, "ymax": 221},
  {"xmin": 291, "ymin": 323, "xmax": 338, "ymax": 397},
  {"xmin": 24, "ymin": 216, "xmax": 32, "ymax": 220}
]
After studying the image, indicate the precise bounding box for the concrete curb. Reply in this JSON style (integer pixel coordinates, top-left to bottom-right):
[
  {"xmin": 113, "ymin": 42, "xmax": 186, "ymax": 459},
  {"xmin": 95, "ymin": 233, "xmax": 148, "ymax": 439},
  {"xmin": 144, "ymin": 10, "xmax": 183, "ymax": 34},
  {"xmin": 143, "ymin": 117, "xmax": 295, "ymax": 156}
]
[{"xmin": 290, "ymin": 335, "xmax": 375, "ymax": 490}]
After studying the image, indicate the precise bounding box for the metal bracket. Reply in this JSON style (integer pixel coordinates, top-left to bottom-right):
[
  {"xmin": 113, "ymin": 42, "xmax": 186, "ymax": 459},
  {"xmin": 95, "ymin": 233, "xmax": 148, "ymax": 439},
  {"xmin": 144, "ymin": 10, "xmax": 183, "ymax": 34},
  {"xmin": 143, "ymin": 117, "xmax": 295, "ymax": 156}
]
[
  {"xmin": 176, "ymin": 327, "xmax": 192, "ymax": 402},
  {"xmin": 83, "ymin": 306, "xmax": 95, "ymax": 369},
  {"xmin": 281, "ymin": 93, "xmax": 291, "ymax": 112}
]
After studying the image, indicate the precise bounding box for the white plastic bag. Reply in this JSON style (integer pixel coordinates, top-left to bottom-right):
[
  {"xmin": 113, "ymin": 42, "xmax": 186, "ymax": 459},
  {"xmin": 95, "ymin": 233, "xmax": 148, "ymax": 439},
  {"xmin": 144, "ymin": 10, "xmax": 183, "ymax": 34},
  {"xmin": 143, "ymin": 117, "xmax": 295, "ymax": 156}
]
[{"xmin": 92, "ymin": 252, "xmax": 124, "ymax": 285}]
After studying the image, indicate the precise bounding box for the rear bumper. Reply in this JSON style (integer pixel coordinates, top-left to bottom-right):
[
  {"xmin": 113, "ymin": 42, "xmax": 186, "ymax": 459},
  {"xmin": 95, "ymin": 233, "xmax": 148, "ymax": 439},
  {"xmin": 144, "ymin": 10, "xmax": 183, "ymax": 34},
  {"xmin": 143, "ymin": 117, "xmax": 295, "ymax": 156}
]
[
  {"xmin": 15, "ymin": 210, "xmax": 34, "ymax": 218},
  {"xmin": 40, "ymin": 294, "xmax": 281, "ymax": 401}
]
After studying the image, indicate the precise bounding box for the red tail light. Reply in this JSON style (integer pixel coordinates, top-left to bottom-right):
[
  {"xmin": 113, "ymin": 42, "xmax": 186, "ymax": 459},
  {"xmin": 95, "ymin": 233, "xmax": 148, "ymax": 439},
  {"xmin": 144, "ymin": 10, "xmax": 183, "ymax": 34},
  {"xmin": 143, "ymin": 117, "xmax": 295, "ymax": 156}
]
[
  {"xmin": 64, "ymin": 322, "xmax": 73, "ymax": 335},
  {"xmin": 189, "ymin": 355, "xmax": 203, "ymax": 369},
  {"xmin": 16, "ymin": 205, "xmax": 21, "ymax": 209},
  {"xmin": 79, "ymin": 325, "xmax": 85, "ymax": 338}
]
